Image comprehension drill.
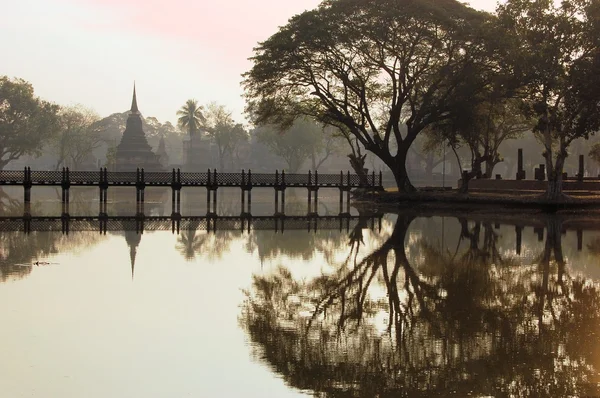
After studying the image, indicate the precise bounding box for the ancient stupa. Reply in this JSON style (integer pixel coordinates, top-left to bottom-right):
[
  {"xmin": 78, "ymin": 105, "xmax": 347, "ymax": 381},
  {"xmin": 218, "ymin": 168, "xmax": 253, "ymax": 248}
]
[{"xmin": 115, "ymin": 85, "xmax": 164, "ymax": 171}]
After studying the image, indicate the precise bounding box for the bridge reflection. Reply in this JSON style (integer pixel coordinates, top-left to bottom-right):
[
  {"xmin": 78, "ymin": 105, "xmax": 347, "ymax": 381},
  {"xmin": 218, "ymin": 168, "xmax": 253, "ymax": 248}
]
[{"xmin": 0, "ymin": 213, "xmax": 384, "ymax": 235}]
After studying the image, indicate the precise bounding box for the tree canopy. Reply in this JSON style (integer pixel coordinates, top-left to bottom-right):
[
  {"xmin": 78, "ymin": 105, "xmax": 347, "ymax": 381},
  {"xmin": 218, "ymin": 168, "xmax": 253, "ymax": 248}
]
[
  {"xmin": 497, "ymin": 0, "xmax": 600, "ymax": 198},
  {"xmin": 177, "ymin": 99, "xmax": 205, "ymax": 138},
  {"xmin": 0, "ymin": 76, "xmax": 61, "ymax": 169},
  {"xmin": 244, "ymin": 0, "xmax": 495, "ymax": 191},
  {"xmin": 254, "ymin": 117, "xmax": 342, "ymax": 173},
  {"xmin": 203, "ymin": 103, "xmax": 249, "ymax": 170}
]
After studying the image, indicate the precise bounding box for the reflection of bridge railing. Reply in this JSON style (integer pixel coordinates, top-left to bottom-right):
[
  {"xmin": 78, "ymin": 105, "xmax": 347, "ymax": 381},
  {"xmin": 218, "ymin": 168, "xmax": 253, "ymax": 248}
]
[{"xmin": 0, "ymin": 214, "xmax": 383, "ymax": 234}]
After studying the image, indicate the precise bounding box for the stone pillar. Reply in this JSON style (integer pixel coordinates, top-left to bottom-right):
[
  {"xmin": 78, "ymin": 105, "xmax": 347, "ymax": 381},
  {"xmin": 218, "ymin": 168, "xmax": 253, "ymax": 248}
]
[{"xmin": 516, "ymin": 148, "xmax": 525, "ymax": 180}]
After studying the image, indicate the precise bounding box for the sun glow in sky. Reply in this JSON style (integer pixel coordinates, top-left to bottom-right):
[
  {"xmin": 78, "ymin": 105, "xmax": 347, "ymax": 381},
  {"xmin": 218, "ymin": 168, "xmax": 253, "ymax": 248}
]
[{"xmin": 1, "ymin": 0, "xmax": 500, "ymax": 125}]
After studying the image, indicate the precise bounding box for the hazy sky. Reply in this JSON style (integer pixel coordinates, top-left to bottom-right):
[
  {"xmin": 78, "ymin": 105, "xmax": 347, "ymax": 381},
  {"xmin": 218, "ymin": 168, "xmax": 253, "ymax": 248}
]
[{"xmin": 2, "ymin": 0, "xmax": 499, "ymax": 125}]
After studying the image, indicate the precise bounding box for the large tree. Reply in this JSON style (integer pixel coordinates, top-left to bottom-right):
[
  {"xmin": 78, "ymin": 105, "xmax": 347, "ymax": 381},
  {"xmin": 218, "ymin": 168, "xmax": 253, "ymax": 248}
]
[
  {"xmin": 0, "ymin": 76, "xmax": 60, "ymax": 169},
  {"xmin": 244, "ymin": 0, "xmax": 494, "ymax": 191},
  {"xmin": 497, "ymin": 0, "xmax": 600, "ymax": 199}
]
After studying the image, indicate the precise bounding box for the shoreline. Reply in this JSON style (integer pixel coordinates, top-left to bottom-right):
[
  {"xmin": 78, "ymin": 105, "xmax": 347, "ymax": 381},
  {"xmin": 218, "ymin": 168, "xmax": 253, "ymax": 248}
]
[{"xmin": 354, "ymin": 189, "xmax": 600, "ymax": 213}]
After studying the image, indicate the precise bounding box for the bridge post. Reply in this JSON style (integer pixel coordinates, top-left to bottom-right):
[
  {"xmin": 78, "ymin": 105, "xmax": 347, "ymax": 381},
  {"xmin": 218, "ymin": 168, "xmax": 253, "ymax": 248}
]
[
  {"xmin": 379, "ymin": 170, "xmax": 383, "ymax": 189},
  {"xmin": 136, "ymin": 168, "xmax": 140, "ymax": 202},
  {"xmin": 176, "ymin": 169, "xmax": 181, "ymax": 214},
  {"xmin": 65, "ymin": 168, "xmax": 70, "ymax": 204},
  {"xmin": 281, "ymin": 170, "xmax": 286, "ymax": 215},
  {"xmin": 23, "ymin": 167, "xmax": 32, "ymax": 205},
  {"xmin": 206, "ymin": 168, "xmax": 211, "ymax": 214},
  {"xmin": 248, "ymin": 169, "xmax": 252, "ymax": 214},
  {"xmin": 99, "ymin": 168, "xmax": 103, "ymax": 214},
  {"xmin": 274, "ymin": 170, "xmax": 279, "ymax": 215},
  {"xmin": 212, "ymin": 169, "xmax": 218, "ymax": 214},
  {"xmin": 339, "ymin": 171, "xmax": 344, "ymax": 214},
  {"xmin": 61, "ymin": 211, "xmax": 70, "ymax": 235},
  {"xmin": 577, "ymin": 229, "xmax": 583, "ymax": 251},
  {"xmin": 62, "ymin": 167, "xmax": 66, "ymax": 204},
  {"xmin": 102, "ymin": 168, "xmax": 108, "ymax": 215},
  {"xmin": 314, "ymin": 170, "xmax": 319, "ymax": 214},
  {"xmin": 23, "ymin": 210, "xmax": 31, "ymax": 234},
  {"xmin": 307, "ymin": 170, "xmax": 312, "ymax": 214},
  {"xmin": 578, "ymin": 155, "xmax": 584, "ymax": 182},
  {"xmin": 241, "ymin": 169, "xmax": 246, "ymax": 213},
  {"xmin": 140, "ymin": 168, "xmax": 145, "ymax": 204},
  {"xmin": 171, "ymin": 169, "xmax": 176, "ymax": 214},
  {"xmin": 346, "ymin": 171, "xmax": 351, "ymax": 214}
]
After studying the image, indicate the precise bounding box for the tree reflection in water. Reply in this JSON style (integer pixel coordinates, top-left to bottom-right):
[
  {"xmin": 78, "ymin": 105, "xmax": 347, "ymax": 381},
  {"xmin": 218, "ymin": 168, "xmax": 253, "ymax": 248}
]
[
  {"xmin": 1, "ymin": 187, "xmax": 103, "ymax": 281},
  {"xmin": 0, "ymin": 231, "xmax": 102, "ymax": 282},
  {"xmin": 241, "ymin": 212, "xmax": 600, "ymax": 397}
]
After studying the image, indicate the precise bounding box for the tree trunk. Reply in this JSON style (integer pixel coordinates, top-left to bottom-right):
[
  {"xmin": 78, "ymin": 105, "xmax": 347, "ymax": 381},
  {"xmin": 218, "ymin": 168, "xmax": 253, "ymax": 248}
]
[
  {"xmin": 348, "ymin": 153, "xmax": 369, "ymax": 187},
  {"xmin": 389, "ymin": 145, "xmax": 416, "ymax": 193},
  {"xmin": 544, "ymin": 151, "xmax": 566, "ymax": 201},
  {"xmin": 391, "ymin": 162, "xmax": 416, "ymax": 193},
  {"xmin": 485, "ymin": 159, "xmax": 499, "ymax": 178}
]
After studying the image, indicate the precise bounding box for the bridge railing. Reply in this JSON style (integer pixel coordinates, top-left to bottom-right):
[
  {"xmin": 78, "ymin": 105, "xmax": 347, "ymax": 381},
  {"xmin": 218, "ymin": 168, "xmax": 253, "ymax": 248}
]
[
  {"xmin": 180, "ymin": 172, "xmax": 209, "ymax": 184},
  {"xmin": 0, "ymin": 170, "xmax": 25, "ymax": 182},
  {"xmin": 0, "ymin": 168, "xmax": 382, "ymax": 188},
  {"xmin": 30, "ymin": 170, "xmax": 62, "ymax": 182}
]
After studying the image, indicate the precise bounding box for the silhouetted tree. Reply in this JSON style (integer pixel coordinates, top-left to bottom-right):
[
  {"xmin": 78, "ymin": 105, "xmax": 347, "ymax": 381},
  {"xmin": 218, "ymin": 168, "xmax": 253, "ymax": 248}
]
[
  {"xmin": 177, "ymin": 99, "xmax": 205, "ymax": 138},
  {"xmin": 0, "ymin": 76, "xmax": 61, "ymax": 169},
  {"xmin": 244, "ymin": 0, "xmax": 495, "ymax": 191}
]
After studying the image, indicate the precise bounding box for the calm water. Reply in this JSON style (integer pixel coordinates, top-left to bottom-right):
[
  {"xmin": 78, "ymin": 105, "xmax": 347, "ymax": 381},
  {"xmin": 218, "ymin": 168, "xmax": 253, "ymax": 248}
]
[{"xmin": 1, "ymin": 187, "xmax": 600, "ymax": 397}]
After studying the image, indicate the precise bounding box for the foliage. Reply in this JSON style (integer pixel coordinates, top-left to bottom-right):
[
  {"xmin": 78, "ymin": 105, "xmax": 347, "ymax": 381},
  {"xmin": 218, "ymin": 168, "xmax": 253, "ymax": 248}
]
[
  {"xmin": 428, "ymin": 97, "xmax": 531, "ymax": 187},
  {"xmin": 589, "ymin": 142, "xmax": 600, "ymax": 169},
  {"xmin": 52, "ymin": 105, "xmax": 104, "ymax": 170},
  {"xmin": 244, "ymin": 0, "xmax": 495, "ymax": 191},
  {"xmin": 177, "ymin": 99, "xmax": 206, "ymax": 138},
  {"xmin": 0, "ymin": 76, "xmax": 61, "ymax": 169},
  {"xmin": 254, "ymin": 117, "xmax": 342, "ymax": 173},
  {"xmin": 497, "ymin": 0, "xmax": 600, "ymax": 198},
  {"xmin": 241, "ymin": 213, "xmax": 600, "ymax": 396},
  {"xmin": 203, "ymin": 103, "xmax": 249, "ymax": 170}
]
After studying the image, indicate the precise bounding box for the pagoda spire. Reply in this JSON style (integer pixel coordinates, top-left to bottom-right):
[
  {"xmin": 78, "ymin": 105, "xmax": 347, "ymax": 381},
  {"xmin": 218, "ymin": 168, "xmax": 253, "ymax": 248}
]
[
  {"xmin": 130, "ymin": 82, "xmax": 139, "ymax": 114},
  {"xmin": 130, "ymin": 244, "xmax": 137, "ymax": 279}
]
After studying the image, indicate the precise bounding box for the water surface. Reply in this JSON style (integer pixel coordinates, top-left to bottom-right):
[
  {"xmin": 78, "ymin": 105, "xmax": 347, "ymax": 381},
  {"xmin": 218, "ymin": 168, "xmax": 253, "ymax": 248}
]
[{"xmin": 1, "ymin": 190, "xmax": 600, "ymax": 397}]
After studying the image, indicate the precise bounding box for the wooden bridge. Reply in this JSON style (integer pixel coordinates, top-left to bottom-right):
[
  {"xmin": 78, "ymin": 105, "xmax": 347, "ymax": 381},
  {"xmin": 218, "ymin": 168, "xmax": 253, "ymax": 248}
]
[
  {"xmin": 0, "ymin": 168, "xmax": 383, "ymax": 216},
  {"xmin": 0, "ymin": 214, "xmax": 384, "ymax": 235}
]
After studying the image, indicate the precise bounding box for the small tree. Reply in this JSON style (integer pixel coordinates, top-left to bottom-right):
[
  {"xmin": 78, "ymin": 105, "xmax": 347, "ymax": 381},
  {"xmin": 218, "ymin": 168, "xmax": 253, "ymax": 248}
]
[
  {"xmin": 53, "ymin": 105, "xmax": 104, "ymax": 170},
  {"xmin": 589, "ymin": 143, "xmax": 600, "ymax": 175},
  {"xmin": 255, "ymin": 118, "xmax": 327, "ymax": 173},
  {"xmin": 203, "ymin": 103, "xmax": 249, "ymax": 170}
]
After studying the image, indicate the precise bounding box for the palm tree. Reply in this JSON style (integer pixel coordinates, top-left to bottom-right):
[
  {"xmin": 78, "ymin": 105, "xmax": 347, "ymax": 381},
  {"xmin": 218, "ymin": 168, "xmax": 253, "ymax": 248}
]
[{"xmin": 177, "ymin": 99, "xmax": 205, "ymax": 138}]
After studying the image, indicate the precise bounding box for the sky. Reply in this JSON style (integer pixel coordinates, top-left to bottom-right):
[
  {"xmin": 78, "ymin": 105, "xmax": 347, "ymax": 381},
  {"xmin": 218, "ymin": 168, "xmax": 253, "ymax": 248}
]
[{"xmin": 2, "ymin": 0, "xmax": 499, "ymax": 126}]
